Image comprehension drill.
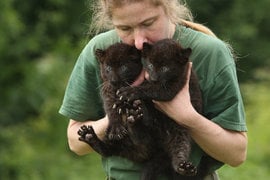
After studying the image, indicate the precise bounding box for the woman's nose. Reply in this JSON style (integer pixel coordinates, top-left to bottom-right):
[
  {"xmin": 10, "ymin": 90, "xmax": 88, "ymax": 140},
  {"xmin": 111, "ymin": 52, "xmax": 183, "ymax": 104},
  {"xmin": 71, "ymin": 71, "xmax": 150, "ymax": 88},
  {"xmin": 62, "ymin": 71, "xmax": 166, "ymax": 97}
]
[{"xmin": 134, "ymin": 29, "xmax": 147, "ymax": 50}]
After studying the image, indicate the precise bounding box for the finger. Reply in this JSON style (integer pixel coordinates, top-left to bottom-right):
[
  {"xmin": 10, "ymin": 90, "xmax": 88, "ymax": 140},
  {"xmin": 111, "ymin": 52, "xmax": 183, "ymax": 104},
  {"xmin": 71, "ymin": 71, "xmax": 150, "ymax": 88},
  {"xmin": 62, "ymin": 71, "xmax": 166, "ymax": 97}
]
[
  {"xmin": 185, "ymin": 62, "xmax": 192, "ymax": 85},
  {"xmin": 187, "ymin": 62, "xmax": 192, "ymax": 79},
  {"xmin": 152, "ymin": 100, "xmax": 165, "ymax": 112}
]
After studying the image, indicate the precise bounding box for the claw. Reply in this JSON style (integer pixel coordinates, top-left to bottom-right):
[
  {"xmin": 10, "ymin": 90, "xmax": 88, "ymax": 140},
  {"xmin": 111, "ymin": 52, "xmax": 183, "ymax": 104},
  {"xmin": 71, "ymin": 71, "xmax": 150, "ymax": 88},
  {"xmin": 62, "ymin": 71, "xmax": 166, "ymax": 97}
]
[
  {"xmin": 118, "ymin": 108, "xmax": 122, "ymax": 114},
  {"xmin": 77, "ymin": 130, "xmax": 82, "ymax": 136},
  {"xmin": 126, "ymin": 108, "xmax": 129, "ymax": 116}
]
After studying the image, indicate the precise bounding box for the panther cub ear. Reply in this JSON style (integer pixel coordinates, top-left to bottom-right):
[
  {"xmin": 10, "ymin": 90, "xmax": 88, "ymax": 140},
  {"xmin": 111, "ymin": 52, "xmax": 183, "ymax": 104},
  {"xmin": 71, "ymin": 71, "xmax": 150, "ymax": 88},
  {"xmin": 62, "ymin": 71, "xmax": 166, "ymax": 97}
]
[
  {"xmin": 142, "ymin": 42, "xmax": 153, "ymax": 57},
  {"xmin": 95, "ymin": 49, "xmax": 106, "ymax": 63},
  {"xmin": 182, "ymin": 47, "xmax": 192, "ymax": 60}
]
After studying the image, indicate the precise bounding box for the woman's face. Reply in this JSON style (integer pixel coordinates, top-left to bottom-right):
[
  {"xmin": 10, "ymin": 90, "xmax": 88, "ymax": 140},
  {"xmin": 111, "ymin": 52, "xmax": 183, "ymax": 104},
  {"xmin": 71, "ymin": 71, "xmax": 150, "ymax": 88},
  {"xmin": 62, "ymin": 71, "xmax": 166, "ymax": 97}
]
[{"xmin": 111, "ymin": 1, "xmax": 175, "ymax": 50}]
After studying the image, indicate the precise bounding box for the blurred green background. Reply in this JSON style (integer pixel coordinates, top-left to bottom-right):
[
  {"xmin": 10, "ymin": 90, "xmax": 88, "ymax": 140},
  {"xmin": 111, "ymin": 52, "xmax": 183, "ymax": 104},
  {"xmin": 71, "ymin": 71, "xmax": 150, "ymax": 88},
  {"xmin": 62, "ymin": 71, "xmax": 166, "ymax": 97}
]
[{"xmin": 0, "ymin": 0, "xmax": 269, "ymax": 179}]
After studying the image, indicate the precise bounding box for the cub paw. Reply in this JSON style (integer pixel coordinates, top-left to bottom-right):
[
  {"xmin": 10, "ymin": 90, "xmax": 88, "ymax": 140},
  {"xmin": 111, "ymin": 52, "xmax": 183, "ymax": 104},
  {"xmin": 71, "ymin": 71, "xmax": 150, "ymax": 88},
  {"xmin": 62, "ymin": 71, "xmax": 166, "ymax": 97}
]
[
  {"xmin": 77, "ymin": 125, "xmax": 96, "ymax": 143},
  {"xmin": 112, "ymin": 99, "xmax": 128, "ymax": 115},
  {"xmin": 106, "ymin": 124, "xmax": 128, "ymax": 140},
  {"xmin": 177, "ymin": 161, "xmax": 197, "ymax": 176},
  {"xmin": 116, "ymin": 88, "xmax": 138, "ymax": 102},
  {"xmin": 126, "ymin": 100, "xmax": 143, "ymax": 124}
]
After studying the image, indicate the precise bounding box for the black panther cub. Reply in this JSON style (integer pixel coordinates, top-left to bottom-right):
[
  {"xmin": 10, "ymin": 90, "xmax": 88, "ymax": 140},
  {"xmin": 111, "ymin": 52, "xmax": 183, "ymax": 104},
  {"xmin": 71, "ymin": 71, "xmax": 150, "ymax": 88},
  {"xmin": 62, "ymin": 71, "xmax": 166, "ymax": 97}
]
[
  {"xmin": 77, "ymin": 43, "xmax": 167, "ymax": 179},
  {"xmin": 94, "ymin": 42, "xmax": 143, "ymax": 141},
  {"xmin": 117, "ymin": 39, "xmax": 204, "ymax": 179}
]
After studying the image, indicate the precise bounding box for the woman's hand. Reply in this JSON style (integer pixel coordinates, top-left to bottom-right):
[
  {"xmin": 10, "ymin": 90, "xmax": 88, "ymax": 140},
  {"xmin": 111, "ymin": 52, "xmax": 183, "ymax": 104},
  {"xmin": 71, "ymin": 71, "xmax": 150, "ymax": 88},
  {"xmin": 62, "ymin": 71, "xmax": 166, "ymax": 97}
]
[
  {"xmin": 153, "ymin": 62, "xmax": 247, "ymax": 166},
  {"xmin": 153, "ymin": 62, "xmax": 197, "ymax": 126}
]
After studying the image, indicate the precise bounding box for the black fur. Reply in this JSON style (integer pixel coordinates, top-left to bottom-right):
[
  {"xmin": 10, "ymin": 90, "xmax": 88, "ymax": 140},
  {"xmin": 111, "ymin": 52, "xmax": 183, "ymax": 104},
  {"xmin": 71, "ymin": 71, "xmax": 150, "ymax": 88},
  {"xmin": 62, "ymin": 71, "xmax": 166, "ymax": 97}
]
[
  {"xmin": 117, "ymin": 39, "xmax": 204, "ymax": 179},
  {"xmin": 78, "ymin": 40, "xmax": 206, "ymax": 179},
  {"xmin": 78, "ymin": 43, "xmax": 169, "ymax": 179}
]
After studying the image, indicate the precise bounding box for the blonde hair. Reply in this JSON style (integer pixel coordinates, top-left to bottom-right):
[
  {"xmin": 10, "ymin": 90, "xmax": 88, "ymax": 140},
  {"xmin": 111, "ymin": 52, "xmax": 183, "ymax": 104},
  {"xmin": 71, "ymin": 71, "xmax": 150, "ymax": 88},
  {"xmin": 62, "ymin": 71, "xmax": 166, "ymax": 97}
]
[
  {"xmin": 180, "ymin": 19, "xmax": 216, "ymax": 37},
  {"xmin": 89, "ymin": 0, "xmax": 215, "ymax": 37}
]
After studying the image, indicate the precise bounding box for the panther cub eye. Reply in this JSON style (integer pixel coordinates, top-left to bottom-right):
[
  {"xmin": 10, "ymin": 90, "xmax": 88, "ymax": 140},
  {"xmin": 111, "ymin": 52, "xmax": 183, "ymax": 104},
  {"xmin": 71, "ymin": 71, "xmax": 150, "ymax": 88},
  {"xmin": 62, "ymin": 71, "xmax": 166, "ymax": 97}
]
[
  {"xmin": 147, "ymin": 63, "xmax": 154, "ymax": 71},
  {"xmin": 105, "ymin": 65, "xmax": 112, "ymax": 72},
  {"xmin": 161, "ymin": 66, "xmax": 169, "ymax": 73},
  {"xmin": 120, "ymin": 65, "xmax": 128, "ymax": 72}
]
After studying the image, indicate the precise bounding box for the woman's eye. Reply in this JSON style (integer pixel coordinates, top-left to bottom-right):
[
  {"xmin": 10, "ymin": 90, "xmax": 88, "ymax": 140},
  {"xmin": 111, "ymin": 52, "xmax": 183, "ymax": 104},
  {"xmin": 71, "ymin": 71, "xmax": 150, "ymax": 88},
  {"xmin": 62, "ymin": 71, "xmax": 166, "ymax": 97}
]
[
  {"xmin": 143, "ymin": 21, "xmax": 153, "ymax": 27},
  {"xmin": 118, "ymin": 26, "xmax": 131, "ymax": 32},
  {"xmin": 142, "ymin": 18, "xmax": 155, "ymax": 26}
]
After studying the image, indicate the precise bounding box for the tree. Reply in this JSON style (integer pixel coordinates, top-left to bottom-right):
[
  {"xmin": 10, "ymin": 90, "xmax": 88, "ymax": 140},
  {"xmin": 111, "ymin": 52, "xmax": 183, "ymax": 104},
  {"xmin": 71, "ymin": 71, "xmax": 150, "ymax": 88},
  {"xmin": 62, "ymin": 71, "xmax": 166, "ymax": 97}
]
[
  {"xmin": 0, "ymin": 0, "xmax": 92, "ymax": 125},
  {"xmin": 187, "ymin": 0, "xmax": 270, "ymax": 81}
]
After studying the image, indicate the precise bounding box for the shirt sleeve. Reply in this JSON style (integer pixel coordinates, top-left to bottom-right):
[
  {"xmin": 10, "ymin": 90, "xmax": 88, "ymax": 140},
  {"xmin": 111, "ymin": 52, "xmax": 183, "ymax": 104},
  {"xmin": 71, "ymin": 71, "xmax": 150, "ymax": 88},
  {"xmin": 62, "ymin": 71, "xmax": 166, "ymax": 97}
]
[
  {"xmin": 195, "ymin": 38, "xmax": 247, "ymax": 132},
  {"xmin": 203, "ymin": 63, "xmax": 247, "ymax": 131},
  {"xmin": 59, "ymin": 41, "xmax": 105, "ymax": 121}
]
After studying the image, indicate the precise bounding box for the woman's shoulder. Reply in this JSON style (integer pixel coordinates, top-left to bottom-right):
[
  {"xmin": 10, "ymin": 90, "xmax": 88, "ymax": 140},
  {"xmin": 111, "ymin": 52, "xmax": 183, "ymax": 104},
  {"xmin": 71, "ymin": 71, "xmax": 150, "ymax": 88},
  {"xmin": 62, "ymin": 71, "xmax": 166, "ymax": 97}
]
[
  {"xmin": 177, "ymin": 25, "xmax": 228, "ymax": 53},
  {"xmin": 89, "ymin": 30, "xmax": 121, "ymax": 49},
  {"xmin": 178, "ymin": 26, "xmax": 234, "ymax": 65},
  {"xmin": 79, "ymin": 30, "xmax": 121, "ymax": 64}
]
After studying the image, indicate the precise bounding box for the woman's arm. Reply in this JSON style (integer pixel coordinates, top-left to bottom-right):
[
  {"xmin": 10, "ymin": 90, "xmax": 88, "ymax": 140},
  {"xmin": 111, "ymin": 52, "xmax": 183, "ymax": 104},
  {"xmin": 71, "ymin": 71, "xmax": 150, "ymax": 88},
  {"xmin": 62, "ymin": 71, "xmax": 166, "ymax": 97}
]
[
  {"xmin": 154, "ymin": 63, "xmax": 248, "ymax": 167},
  {"xmin": 188, "ymin": 115, "xmax": 247, "ymax": 167},
  {"xmin": 67, "ymin": 116, "xmax": 109, "ymax": 155}
]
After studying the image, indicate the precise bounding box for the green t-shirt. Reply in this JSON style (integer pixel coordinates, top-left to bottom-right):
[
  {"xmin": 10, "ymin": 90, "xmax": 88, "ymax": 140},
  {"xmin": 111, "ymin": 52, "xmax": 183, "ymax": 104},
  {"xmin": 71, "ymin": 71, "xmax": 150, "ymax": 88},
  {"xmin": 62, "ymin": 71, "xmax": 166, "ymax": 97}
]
[{"xmin": 59, "ymin": 25, "xmax": 247, "ymax": 179}]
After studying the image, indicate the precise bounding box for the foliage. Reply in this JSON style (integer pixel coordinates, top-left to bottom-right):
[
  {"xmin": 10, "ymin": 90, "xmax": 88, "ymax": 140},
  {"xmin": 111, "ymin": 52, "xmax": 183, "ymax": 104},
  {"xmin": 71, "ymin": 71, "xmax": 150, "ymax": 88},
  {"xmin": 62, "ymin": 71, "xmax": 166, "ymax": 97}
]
[
  {"xmin": 0, "ymin": 0, "xmax": 91, "ymax": 125},
  {"xmin": 0, "ymin": 0, "xmax": 269, "ymax": 179},
  {"xmin": 188, "ymin": 0, "xmax": 270, "ymax": 81},
  {"xmin": 219, "ymin": 74, "xmax": 270, "ymax": 179}
]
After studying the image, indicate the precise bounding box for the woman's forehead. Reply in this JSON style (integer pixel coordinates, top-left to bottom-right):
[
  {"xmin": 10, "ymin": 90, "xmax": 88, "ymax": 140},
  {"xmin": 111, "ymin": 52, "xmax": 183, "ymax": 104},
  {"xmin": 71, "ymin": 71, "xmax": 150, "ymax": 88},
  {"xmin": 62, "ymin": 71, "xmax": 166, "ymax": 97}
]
[{"xmin": 111, "ymin": 2, "xmax": 164, "ymax": 26}]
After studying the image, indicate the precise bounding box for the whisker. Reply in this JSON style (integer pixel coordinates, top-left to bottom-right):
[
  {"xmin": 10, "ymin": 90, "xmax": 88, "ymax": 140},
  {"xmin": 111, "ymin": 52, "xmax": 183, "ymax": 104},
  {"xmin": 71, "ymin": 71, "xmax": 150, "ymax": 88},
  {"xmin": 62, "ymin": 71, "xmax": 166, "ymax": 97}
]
[
  {"xmin": 96, "ymin": 82, "xmax": 105, "ymax": 90},
  {"xmin": 123, "ymin": 79, "xmax": 133, "ymax": 87}
]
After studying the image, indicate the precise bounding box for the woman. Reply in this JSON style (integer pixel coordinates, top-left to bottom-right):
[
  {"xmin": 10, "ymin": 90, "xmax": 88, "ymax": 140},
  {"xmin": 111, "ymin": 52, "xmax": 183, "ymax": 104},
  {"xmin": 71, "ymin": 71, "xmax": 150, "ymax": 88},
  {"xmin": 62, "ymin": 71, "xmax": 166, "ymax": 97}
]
[{"xmin": 59, "ymin": 0, "xmax": 247, "ymax": 179}]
